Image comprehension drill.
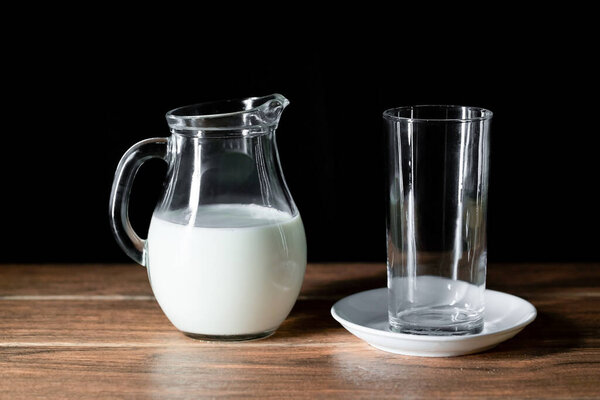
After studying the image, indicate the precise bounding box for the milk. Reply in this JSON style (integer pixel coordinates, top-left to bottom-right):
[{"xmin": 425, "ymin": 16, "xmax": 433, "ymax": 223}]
[{"xmin": 146, "ymin": 204, "xmax": 307, "ymax": 336}]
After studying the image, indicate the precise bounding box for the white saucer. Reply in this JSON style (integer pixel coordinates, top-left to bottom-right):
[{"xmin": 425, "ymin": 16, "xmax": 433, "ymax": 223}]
[{"xmin": 331, "ymin": 287, "xmax": 536, "ymax": 357}]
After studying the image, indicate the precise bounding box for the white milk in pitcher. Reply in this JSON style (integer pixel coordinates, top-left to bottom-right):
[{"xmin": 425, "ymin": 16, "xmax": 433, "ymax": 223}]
[{"xmin": 146, "ymin": 204, "xmax": 307, "ymax": 337}]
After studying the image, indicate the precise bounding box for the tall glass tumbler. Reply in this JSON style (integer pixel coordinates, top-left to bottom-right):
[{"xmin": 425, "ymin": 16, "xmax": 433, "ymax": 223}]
[{"xmin": 384, "ymin": 105, "xmax": 492, "ymax": 335}]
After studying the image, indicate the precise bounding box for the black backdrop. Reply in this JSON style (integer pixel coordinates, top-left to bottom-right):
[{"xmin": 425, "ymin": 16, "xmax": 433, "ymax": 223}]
[{"xmin": 3, "ymin": 36, "xmax": 597, "ymax": 264}]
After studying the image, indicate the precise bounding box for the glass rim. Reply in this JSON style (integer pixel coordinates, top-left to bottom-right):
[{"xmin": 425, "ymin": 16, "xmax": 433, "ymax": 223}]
[{"xmin": 383, "ymin": 105, "xmax": 493, "ymax": 123}]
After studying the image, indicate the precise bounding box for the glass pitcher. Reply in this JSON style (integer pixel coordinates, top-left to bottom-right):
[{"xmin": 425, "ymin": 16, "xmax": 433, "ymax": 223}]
[{"xmin": 109, "ymin": 94, "xmax": 307, "ymax": 341}]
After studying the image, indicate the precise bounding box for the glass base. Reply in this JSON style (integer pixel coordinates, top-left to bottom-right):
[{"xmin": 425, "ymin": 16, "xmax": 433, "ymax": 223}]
[
  {"xmin": 182, "ymin": 329, "xmax": 276, "ymax": 342},
  {"xmin": 390, "ymin": 306, "xmax": 484, "ymax": 336}
]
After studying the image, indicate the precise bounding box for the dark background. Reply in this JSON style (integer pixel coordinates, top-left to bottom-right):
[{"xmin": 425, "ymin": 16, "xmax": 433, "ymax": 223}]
[{"xmin": 2, "ymin": 28, "xmax": 597, "ymax": 264}]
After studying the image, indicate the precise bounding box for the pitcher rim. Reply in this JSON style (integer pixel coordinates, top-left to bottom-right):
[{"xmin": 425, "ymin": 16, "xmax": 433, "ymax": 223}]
[{"xmin": 165, "ymin": 93, "xmax": 289, "ymax": 132}]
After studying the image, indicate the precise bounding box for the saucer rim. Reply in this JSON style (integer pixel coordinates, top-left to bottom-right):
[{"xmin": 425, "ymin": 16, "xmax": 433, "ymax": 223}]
[{"xmin": 330, "ymin": 287, "xmax": 537, "ymax": 342}]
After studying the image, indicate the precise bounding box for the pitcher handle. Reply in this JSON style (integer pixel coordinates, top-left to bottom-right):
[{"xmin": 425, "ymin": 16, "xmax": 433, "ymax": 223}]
[{"xmin": 109, "ymin": 137, "xmax": 168, "ymax": 266}]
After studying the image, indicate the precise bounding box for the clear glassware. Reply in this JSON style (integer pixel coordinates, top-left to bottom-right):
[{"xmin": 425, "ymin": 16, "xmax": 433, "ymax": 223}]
[
  {"xmin": 109, "ymin": 94, "xmax": 307, "ymax": 341},
  {"xmin": 384, "ymin": 105, "xmax": 492, "ymax": 335}
]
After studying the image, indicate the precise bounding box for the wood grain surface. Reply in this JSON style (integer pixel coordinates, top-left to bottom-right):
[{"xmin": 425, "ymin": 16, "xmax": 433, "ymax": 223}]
[{"xmin": 1, "ymin": 263, "xmax": 599, "ymax": 399}]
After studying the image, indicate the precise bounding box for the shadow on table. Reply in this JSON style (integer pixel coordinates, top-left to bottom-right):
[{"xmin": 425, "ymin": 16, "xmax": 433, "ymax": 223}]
[
  {"xmin": 273, "ymin": 299, "xmax": 339, "ymax": 340},
  {"xmin": 300, "ymin": 274, "xmax": 386, "ymax": 300},
  {"xmin": 482, "ymin": 311, "xmax": 583, "ymax": 358},
  {"xmin": 274, "ymin": 277, "xmax": 385, "ymax": 340}
]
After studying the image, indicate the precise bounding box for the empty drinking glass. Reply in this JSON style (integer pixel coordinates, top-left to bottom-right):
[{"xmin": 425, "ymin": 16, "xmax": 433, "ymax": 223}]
[{"xmin": 384, "ymin": 105, "xmax": 492, "ymax": 335}]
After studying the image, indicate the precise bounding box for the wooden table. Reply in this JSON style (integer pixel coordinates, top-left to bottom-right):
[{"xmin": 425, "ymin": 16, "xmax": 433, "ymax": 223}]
[{"xmin": 0, "ymin": 263, "xmax": 598, "ymax": 399}]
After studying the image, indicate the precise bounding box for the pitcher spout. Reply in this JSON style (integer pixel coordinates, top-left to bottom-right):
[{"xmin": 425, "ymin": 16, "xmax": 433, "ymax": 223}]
[{"xmin": 258, "ymin": 93, "xmax": 289, "ymax": 126}]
